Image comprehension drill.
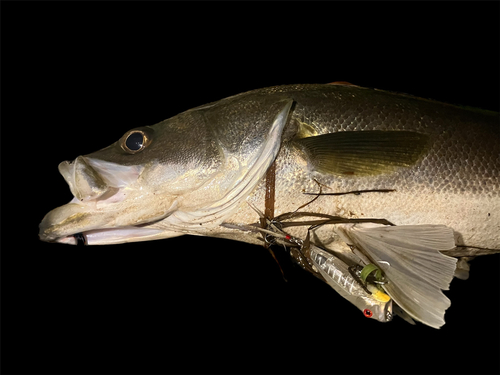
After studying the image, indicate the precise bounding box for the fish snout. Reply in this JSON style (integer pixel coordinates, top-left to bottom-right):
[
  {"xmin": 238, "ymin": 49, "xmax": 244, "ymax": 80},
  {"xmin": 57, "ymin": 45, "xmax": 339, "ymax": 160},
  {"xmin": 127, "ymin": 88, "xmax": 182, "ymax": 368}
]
[{"xmin": 58, "ymin": 156, "xmax": 109, "ymax": 202}]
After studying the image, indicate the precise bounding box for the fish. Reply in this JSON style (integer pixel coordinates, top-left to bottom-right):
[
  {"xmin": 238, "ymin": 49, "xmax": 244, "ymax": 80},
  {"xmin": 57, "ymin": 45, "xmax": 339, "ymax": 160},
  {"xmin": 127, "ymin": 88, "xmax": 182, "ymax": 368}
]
[{"xmin": 39, "ymin": 83, "xmax": 500, "ymax": 328}]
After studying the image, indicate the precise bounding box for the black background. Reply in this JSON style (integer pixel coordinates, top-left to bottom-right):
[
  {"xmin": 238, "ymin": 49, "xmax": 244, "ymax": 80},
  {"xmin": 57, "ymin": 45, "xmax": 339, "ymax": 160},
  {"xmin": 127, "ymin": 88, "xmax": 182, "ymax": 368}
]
[{"xmin": 2, "ymin": 2, "xmax": 499, "ymax": 375}]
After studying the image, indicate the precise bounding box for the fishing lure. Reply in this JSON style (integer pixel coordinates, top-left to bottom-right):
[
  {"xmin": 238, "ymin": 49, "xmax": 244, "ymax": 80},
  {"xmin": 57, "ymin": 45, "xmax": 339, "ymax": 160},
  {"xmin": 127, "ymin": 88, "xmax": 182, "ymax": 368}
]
[
  {"xmin": 240, "ymin": 206, "xmax": 394, "ymax": 323},
  {"xmin": 308, "ymin": 244, "xmax": 393, "ymax": 322}
]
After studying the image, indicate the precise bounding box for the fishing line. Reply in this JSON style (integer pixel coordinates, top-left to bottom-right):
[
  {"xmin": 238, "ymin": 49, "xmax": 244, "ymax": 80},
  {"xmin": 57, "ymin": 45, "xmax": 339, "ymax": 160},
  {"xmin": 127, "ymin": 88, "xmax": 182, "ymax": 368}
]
[{"xmin": 302, "ymin": 189, "xmax": 396, "ymax": 196}]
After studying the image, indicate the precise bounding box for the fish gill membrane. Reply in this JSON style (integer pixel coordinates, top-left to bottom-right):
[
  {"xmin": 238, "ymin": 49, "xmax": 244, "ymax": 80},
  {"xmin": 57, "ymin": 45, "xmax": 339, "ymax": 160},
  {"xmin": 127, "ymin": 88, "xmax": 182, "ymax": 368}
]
[{"xmin": 39, "ymin": 84, "xmax": 500, "ymax": 327}]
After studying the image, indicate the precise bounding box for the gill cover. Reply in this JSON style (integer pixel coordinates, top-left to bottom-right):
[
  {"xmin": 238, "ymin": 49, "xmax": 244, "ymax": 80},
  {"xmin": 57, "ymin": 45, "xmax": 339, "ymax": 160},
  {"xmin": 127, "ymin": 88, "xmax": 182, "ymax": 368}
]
[{"xmin": 164, "ymin": 99, "xmax": 294, "ymax": 229}]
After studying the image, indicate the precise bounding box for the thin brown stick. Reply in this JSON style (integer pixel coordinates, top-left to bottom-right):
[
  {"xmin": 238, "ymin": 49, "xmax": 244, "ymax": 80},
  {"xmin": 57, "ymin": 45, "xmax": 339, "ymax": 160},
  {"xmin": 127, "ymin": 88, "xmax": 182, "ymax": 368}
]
[
  {"xmin": 264, "ymin": 162, "xmax": 276, "ymax": 221},
  {"xmin": 303, "ymin": 189, "xmax": 395, "ymax": 196}
]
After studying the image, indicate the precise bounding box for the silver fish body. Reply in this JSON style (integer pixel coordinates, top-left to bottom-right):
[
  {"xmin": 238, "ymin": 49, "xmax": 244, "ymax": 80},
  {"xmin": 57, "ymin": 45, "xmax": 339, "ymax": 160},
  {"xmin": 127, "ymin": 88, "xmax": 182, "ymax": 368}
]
[
  {"xmin": 40, "ymin": 84, "xmax": 500, "ymax": 248},
  {"xmin": 39, "ymin": 84, "xmax": 499, "ymax": 327}
]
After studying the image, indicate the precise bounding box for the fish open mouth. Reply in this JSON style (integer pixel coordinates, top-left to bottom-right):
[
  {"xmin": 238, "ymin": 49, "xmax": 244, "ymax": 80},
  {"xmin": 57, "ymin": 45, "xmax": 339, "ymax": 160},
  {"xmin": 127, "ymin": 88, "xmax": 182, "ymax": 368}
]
[{"xmin": 39, "ymin": 155, "xmax": 183, "ymax": 245}]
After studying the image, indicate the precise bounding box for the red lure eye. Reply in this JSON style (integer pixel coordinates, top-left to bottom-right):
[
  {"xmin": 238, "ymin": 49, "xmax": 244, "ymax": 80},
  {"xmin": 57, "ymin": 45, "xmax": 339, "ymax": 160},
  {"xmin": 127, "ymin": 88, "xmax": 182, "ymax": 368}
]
[{"xmin": 363, "ymin": 309, "xmax": 373, "ymax": 318}]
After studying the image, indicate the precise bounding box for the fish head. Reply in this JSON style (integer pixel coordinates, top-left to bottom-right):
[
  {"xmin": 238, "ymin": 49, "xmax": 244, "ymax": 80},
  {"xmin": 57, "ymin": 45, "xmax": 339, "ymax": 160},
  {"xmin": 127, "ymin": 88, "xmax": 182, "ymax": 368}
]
[
  {"xmin": 39, "ymin": 98, "xmax": 293, "ymax": 245},
  {"xmin": 39, "ymin": 109, "xmax": 226, "ymax": 245}
]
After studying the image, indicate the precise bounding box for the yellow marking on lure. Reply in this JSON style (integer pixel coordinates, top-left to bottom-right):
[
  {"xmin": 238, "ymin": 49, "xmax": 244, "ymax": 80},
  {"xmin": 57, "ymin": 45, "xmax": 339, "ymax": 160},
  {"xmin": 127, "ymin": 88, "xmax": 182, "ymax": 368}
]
[{"xmin": 367, "ymin": 284, "xmax": 391, "ymax": 303}]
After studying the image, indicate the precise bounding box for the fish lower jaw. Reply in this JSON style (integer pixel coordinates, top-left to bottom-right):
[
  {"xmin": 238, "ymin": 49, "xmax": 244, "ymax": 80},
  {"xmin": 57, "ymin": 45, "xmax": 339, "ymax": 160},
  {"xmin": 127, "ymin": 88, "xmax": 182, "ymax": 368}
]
[
  {"xmin": 39, "ymin": 191, "xmax": 182, "ymax": 245},
  {"xmin": 52, "ymin": 226, "xmax": 179, "ymax": 245}
]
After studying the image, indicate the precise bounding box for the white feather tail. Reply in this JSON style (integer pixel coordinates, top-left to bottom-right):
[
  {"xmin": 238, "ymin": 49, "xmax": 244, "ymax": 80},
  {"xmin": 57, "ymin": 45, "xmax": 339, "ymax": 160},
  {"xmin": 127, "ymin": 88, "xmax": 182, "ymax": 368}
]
[{"xmin": 338, "ymin": 224, "xmax": 457, "ymax": 329}]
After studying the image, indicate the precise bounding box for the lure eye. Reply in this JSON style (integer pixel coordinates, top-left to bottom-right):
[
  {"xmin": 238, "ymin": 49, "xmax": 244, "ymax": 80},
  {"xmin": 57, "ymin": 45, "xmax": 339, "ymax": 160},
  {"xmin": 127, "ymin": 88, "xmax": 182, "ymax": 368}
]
[
  {"xmin": 363, "ymin": 309, "xmax": 373, "ymax": 318},
  {"xmin": 120, "ymin": 127, "xmax": 153, "ymax": 154}
]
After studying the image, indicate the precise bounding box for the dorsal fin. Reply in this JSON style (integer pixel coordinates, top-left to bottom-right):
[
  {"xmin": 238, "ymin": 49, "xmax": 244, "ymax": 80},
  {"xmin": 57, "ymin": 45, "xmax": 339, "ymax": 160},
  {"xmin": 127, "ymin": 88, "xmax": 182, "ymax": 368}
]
[{"xmin": 327, "ymin": 81, "xmax": 358, "ymax": 86}]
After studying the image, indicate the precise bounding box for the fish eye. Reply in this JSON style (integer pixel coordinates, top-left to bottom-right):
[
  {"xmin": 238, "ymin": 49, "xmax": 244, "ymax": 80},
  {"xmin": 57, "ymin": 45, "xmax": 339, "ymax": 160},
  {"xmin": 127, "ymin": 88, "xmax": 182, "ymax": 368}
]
[
  {"xmin": 120, "ymin": 127, "xmax": 153, "ymax": 154},
  {"xmin": 126, "ymin": 132, "xmax": 144, "ymax": 151},
  {"xmin": 363, "ymin": 309, "xmax": 373, "ymax": 318}
]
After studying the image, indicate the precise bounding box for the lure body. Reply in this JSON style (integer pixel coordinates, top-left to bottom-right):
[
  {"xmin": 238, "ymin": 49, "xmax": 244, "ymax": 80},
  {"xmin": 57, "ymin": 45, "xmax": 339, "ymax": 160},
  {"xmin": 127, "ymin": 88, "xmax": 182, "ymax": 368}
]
[{"xmin": 309, "ymin": 244, "xmax": 393, "ymax": 323}]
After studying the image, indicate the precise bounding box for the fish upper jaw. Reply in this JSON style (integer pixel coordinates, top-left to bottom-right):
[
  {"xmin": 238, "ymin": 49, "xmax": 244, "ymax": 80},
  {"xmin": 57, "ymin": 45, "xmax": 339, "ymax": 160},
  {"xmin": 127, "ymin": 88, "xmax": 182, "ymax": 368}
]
[
  {"xmin": 58, "ymin": 156, "xmax": 144, "ymax": 202},
  {"xmin": 58, "ymin": 156, "xmax": 108, "ymax": 202}
]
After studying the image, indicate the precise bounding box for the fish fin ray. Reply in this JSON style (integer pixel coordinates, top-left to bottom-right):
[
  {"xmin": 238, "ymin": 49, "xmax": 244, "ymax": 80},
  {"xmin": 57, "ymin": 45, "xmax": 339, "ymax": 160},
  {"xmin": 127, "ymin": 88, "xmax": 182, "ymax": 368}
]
[
  {"xmin": 340, "ymin": 224, "xmax": 457, "ymax": 328},
  {"xmin": 294, "ymin": 131, "xmax": 429, "ymax": 176}
]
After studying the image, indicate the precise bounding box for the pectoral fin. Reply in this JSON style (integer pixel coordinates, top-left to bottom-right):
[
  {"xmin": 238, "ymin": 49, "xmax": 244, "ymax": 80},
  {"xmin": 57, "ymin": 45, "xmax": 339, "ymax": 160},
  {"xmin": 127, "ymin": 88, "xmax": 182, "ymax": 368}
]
[
  {"xmin": 338, "ymin": 224, "xmax": 457, "ymax": 328},
  {"xmin": 294, "ymin": 131, "xmax": 429, "ymax": 176}
]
